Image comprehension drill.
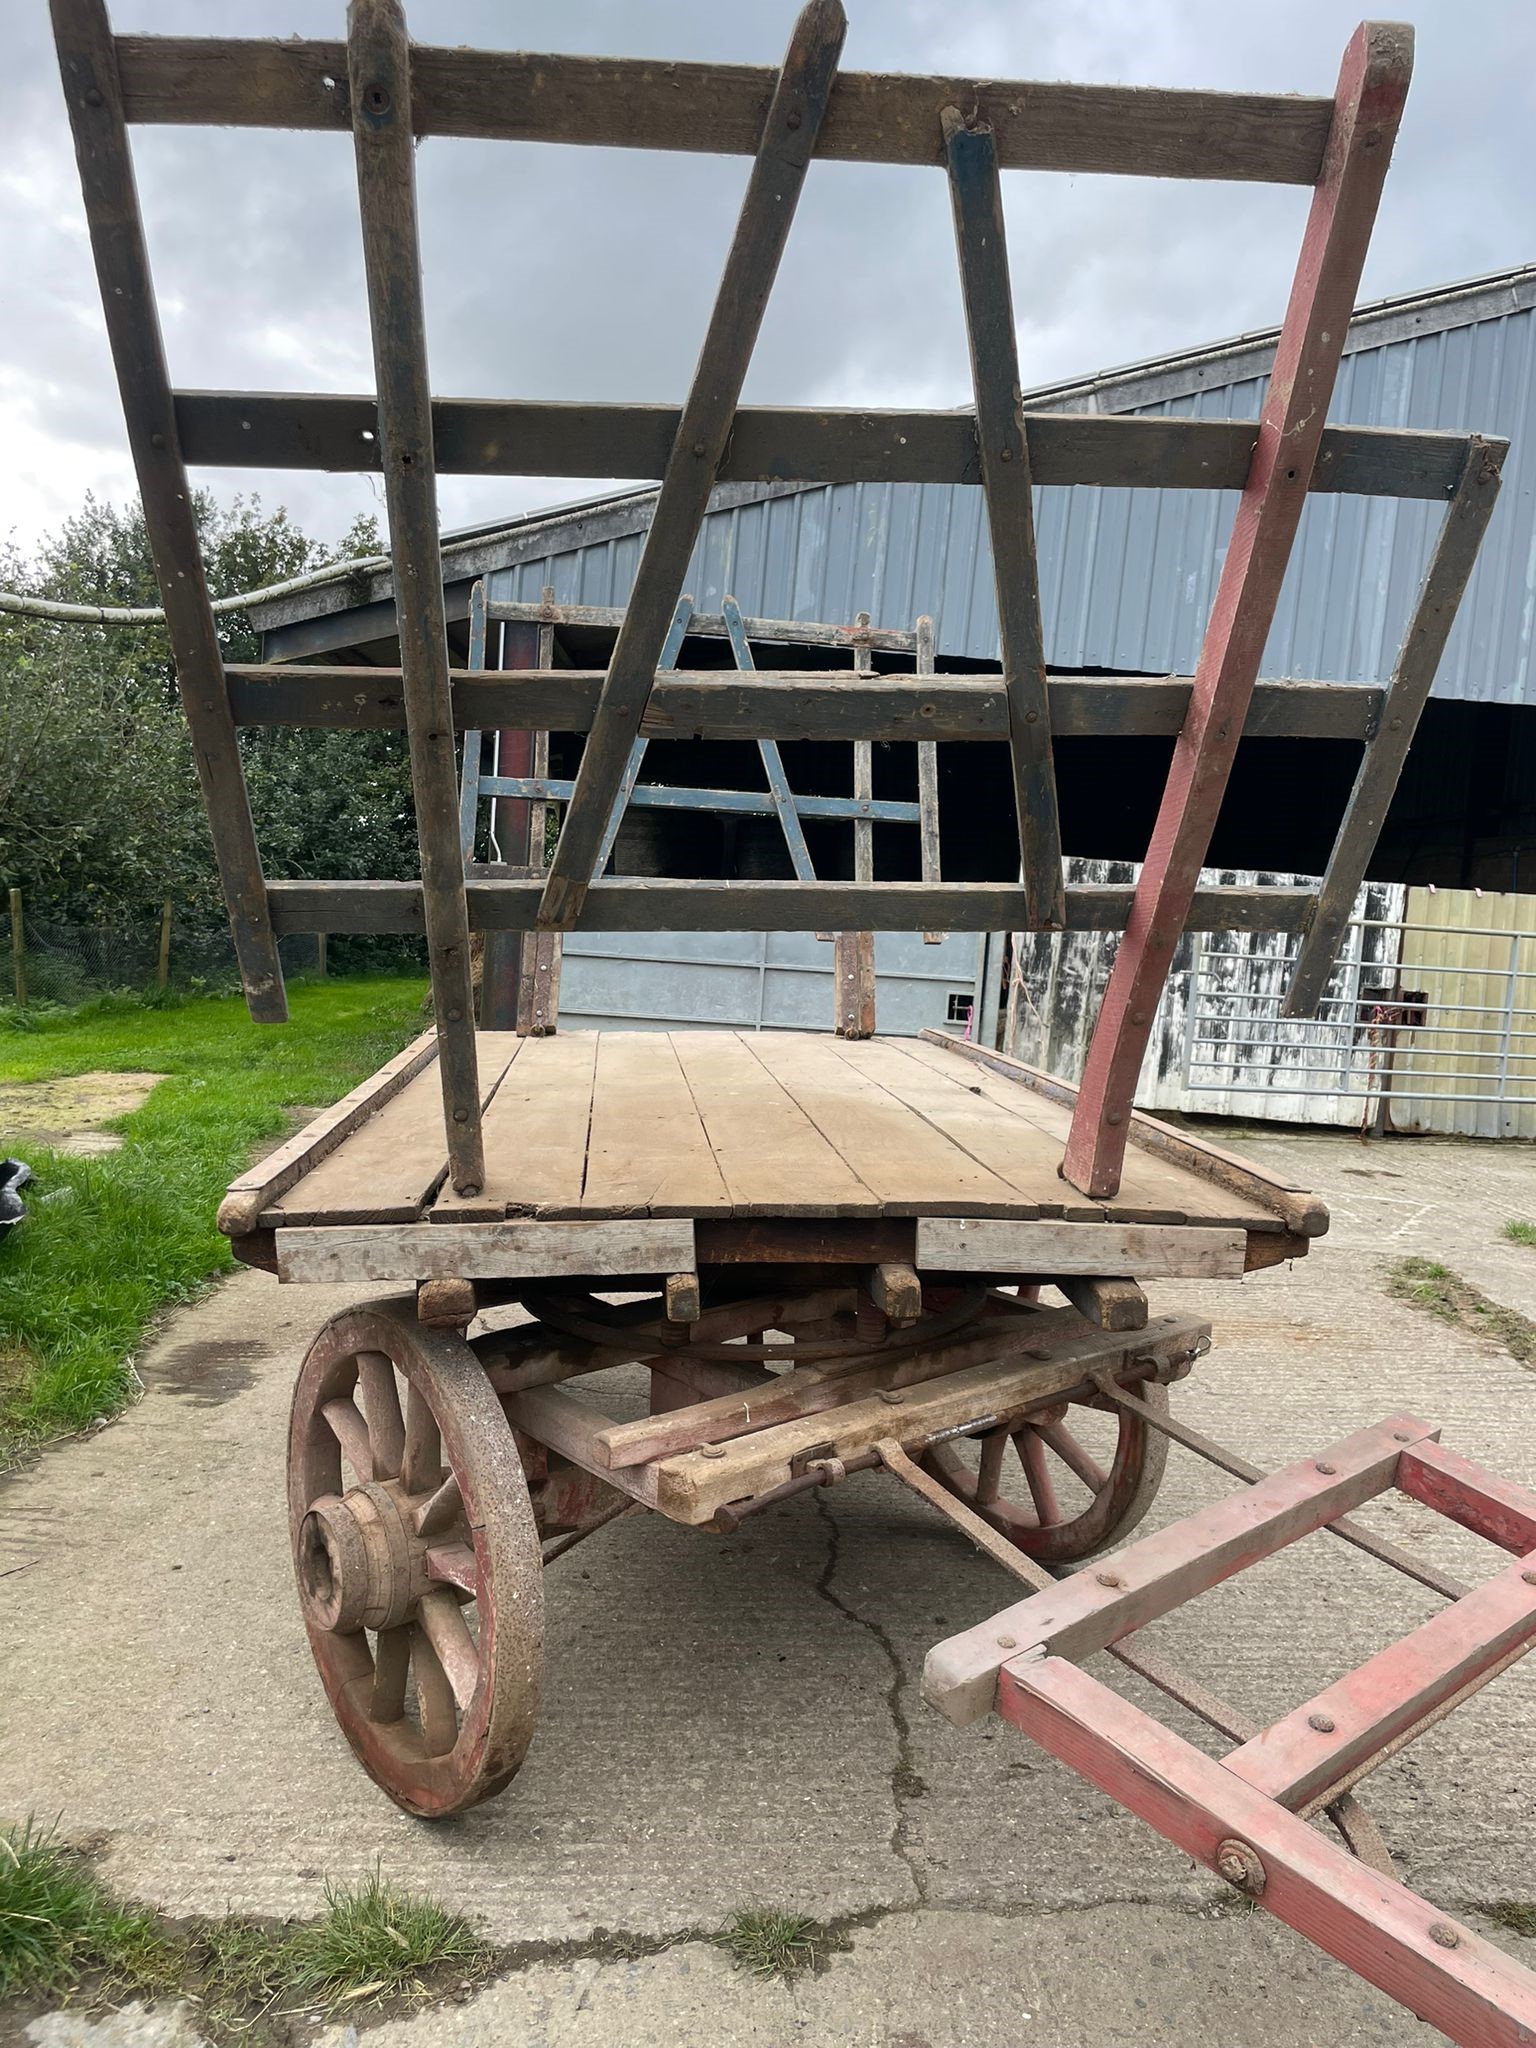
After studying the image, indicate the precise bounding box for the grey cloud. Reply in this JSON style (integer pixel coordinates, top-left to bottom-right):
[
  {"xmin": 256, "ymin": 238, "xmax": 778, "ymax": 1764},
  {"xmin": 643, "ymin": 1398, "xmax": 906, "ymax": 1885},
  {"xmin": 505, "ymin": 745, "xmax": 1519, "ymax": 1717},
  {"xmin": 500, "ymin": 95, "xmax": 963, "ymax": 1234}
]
[{"xmin": 3, "ymin": 0, "xmax": 1533, "ymax": 555}]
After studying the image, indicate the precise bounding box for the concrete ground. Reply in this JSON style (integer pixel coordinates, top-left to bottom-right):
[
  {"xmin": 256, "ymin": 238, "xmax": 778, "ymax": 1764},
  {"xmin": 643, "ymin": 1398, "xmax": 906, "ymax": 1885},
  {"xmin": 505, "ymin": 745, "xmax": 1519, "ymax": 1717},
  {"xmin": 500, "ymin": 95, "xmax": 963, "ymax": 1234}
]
[{"xmin": 4, "ymin": 1126, "xmax": 1536, "ymax": 2044}]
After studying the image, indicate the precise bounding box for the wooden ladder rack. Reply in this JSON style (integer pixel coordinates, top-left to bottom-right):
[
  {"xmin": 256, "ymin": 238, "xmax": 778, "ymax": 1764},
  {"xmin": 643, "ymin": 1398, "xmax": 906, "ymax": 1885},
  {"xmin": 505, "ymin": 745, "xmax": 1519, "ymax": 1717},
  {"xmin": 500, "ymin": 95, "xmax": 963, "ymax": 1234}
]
[{"xmin": 55, "ymin": 0, "xmax": 1503, "ymax": 1197}]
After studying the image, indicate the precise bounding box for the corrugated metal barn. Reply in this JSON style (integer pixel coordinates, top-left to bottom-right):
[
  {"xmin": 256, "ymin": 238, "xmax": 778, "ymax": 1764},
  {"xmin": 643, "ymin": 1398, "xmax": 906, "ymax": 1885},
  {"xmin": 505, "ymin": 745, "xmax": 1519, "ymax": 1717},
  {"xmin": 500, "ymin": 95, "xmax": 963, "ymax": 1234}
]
[{"xmin": 253, "ymin": 264, "xmax": 1536, "ymax": 1125}]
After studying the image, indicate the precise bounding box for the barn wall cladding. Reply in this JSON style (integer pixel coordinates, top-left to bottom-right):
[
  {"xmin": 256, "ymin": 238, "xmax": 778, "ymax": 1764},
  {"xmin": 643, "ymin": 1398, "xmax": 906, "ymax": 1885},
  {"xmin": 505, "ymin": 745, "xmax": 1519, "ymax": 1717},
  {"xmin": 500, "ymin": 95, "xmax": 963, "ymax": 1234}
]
[{"xmin": 481, "ymin": 267, "xmax": 1536, "ymax": 708}]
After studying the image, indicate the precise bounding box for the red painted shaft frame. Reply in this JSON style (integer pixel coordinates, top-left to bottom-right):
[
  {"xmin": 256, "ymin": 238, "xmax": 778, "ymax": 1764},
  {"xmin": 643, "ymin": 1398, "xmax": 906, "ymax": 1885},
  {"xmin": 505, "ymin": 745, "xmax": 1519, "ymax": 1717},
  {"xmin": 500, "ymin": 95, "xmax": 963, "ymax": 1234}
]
[
  {"xmin": 1062, "ymin": 21, "xmax": 1413, "ymax": 1198},
  {"xmin": 1000, "ymin": 1657, "xmax": 1536, "ymax": 2048}
]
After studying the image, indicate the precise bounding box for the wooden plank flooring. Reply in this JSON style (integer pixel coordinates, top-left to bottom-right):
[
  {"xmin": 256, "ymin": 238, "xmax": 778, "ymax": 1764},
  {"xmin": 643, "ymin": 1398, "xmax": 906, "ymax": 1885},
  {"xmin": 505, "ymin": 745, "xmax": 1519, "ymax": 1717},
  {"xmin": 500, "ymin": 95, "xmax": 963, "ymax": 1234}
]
[
  {"xmin": 280, "ymin": 1028, "xmax": 1305, "ymax": 1230},
  {"xmin": 267, "ymin": 1032, "xmax": 521, "ymax": 1226}
]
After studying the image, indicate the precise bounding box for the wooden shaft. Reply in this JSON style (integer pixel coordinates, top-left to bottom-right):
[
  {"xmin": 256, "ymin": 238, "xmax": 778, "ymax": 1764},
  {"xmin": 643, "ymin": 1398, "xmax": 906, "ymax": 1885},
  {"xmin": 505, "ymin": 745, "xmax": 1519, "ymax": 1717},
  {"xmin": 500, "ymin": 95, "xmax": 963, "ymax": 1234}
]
[
  {"xmin": 1062, "ymin": 24, "xmax": 1412, "ymax": 1199},
  {"xmin": 1282, "ymin": 433, "xmax": 1505, "ymax": 1016},
  {"xmin": 943, "ymin": 110, "xmax": 1064, "ymax": 929},
  {"xmin": 536, "ymin": 0, "xmax": 848, "ymax": 928},
  {"xmin": 347, "ymin": 0, "xmax": 482, "ymax": 1192},
  {"xmin": 155, "ymin": 896, "xmax": 172, "ymax": 990},
  {"xmin": 50, "ymin": 0, "xmax": 287, "ymax": 1022}
]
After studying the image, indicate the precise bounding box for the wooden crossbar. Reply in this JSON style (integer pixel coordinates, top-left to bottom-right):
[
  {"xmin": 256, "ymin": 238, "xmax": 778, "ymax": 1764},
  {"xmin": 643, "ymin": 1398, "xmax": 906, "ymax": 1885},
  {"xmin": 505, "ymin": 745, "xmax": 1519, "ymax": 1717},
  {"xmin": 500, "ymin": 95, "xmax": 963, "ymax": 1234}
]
[
  {"xmin": 1062, "ymin": 23, "xmax": 1414, "ymax": 1199},
  {"xmin": 537, "ymin": 0, "xmax": 848, "ymax": 929},
  {"xmin": 264, "ymin": 878, "xmax": 1319, "ymax": 938},
  {"xmin": 348, "ymin": 0, "xmax": 482, "ymax": 1193},
  {"xmin": 225, "ymin": 668, "xmax": 1389, "ymax": 743},
  {"xmin": 172, "ymin": 393, "xmax": 1478, "ymax": 499},
  {"xmin": 52, "ymin": 0, "xmax": 288, "ymax": 1023},
  {"xmin": 944, "ymin": 110, "xmax": 1063, "ymax": 930},
  {"xmin": 115, "ymin": 38, "xmax": 1338, "ymax": 182}
]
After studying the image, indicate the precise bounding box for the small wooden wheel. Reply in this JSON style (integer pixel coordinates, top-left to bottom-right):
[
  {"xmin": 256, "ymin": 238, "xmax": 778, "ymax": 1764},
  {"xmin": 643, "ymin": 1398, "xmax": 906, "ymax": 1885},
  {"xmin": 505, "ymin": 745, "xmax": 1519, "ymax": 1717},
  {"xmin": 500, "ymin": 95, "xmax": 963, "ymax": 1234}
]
[
  {"xmin": 288, "ymin": 1300, "xmax": 543, "ymax": 1818},
  {"xmin": 921, "ymin": 1383, "xmax": 1170, "ymax": 1563}
]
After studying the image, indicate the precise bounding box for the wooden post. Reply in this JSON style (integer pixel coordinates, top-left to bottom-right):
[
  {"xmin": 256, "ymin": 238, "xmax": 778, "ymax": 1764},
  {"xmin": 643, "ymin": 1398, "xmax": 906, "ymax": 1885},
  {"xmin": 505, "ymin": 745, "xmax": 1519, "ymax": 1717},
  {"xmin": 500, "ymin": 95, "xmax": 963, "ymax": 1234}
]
[
  {"xmin": 347, "ymin": 0, "xmax": 482, "ymax": 1194},
  {"xmin": 1061, "ymin": 23, "xmax": 1412, "ymax": 1198},
  {"xmin": 536, "ymin": 0, "xmax": 847, "ymax": 929},
  {"xmin": 156, "ymin": 896, "xmax": 172, "ymax": 990},
  {"xmin": 50, "ymin": 0, "xmax": 287, "ymax": 1022},
  {"xmin": 835, "ymin": 613, "xmax": 878, "ymax": 1037},
  {"xmin": 8, "ymin": 888, "xmax": 25, "ymax": 1007},
  {"xmin": 915, "ymin": 614, "xmax": 944, "ymax": 943}
]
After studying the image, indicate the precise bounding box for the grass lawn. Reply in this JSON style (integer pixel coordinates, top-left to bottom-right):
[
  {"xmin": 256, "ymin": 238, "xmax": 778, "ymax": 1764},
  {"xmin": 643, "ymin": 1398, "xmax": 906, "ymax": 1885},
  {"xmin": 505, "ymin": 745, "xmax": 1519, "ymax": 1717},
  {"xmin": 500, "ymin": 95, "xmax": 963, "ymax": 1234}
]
[{"xmin": 0, "ymin": 976, "xmax": 426, "ymax": 1461}]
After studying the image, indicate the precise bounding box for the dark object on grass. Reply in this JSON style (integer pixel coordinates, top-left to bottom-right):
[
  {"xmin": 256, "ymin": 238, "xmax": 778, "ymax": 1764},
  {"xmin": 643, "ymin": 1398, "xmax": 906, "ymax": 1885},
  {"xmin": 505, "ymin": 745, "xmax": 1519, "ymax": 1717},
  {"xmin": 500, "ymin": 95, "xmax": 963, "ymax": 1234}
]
[{"xmin": 0, "ymin": 1157, "xmax": 31, "ymax": 1235}]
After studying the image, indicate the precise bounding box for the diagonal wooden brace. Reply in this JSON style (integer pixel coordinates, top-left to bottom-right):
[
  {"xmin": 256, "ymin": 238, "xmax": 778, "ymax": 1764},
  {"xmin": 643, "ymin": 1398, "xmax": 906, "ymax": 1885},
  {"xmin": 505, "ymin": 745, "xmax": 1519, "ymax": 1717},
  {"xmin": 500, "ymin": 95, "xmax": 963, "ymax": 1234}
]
[
  {"xmin": 1283, "ymin": 431, "xmax": 1505, "ymax": 1016},
  {"xmin": 942, "ymin": 109, "xmax": 1065, "ymax": 931},
  {"xmin": 1062, "ymin": 23, "xmax": 1413, "ymax": 1198},
  {"xmin": 536, "ymin": 0, "xmax": 848, "ymax": 929}
]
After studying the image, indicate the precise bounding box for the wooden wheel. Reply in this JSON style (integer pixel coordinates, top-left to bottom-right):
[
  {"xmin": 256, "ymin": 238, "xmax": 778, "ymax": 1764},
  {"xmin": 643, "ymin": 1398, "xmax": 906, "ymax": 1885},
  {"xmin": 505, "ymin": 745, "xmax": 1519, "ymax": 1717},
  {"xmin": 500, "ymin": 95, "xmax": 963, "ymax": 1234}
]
[
  {"xmin": 288, "ymin": 1300, "xmax": 543, "ymax": 1818},
  {"xmin": 921, "ymin": 1383, "xmax": 1170, "ymax": 1563}
]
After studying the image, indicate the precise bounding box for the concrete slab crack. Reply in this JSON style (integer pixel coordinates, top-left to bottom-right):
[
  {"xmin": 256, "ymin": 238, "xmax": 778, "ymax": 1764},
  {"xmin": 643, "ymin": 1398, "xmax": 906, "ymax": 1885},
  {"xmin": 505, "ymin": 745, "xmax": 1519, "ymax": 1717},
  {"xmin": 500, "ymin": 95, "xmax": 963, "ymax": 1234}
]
[{"xmin": 811, "ymin": 1489, "xmax": 930, "ymax": 1906}]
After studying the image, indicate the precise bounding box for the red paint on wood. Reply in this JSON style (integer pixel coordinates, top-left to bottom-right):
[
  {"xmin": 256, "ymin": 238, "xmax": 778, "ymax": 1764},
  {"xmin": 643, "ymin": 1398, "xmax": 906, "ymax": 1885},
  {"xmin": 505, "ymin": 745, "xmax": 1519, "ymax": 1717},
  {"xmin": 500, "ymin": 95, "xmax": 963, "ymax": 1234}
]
[
  {"xmin": 1224, "ymin": 1548, "xmax": 1536, "ymax": 1809},
  {"xmin": 1398, "ymin": 1441, "xmax": 1536, "ymax": 1556},
  {"xmin": 1000, "ymin": 1657, "xmax": 1536, "ymax": 2048},
  {"xmin": 1062, "ymin": 23, "xmax": 1412, "ymax": 1198}
]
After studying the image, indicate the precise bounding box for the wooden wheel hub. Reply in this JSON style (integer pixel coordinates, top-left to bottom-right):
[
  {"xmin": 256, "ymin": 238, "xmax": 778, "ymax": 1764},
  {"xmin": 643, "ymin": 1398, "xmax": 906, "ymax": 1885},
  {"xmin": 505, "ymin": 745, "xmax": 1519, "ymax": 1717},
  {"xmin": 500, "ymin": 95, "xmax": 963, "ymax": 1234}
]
[{"xmin": 297, "ymin": 1482, "xmax": 428, "ymax": 1635}]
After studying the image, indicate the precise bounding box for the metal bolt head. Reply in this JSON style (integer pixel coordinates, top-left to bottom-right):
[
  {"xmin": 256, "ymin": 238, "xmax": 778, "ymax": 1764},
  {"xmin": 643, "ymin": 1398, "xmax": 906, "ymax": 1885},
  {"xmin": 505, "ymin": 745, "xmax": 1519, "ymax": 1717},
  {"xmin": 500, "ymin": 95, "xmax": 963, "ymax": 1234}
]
[
  {"xmin": 1392, "ymin": 1430, "xmax": 1411, "ymax": 1442},
  {"xmin": 1316, "ymin": 1461, "xmax": 1336, "ymax": 1475},
  {"xmin": 1428, "ymin": 1922, "xmax": 1460, "ymax": 1950},
  {"xmin": 877, "ymin": 1389, "xmax": 905, "ymax": 1406},
  {"xmin": 84, "ymin": 86, "xmax": 104, "ymax": 107},
  {"xmin": 1523, "ymin": 1570, "xmax": 1536, "ymax": 1587},
  {"xmin": 996, "ymin": 1634, "xmax": 1017, "ymax": 1649},
  {"xmin": 786, "ymin": 107, "xmax": 803, "ymax": 129},
  {"xmin": 1307, "ymin": 1712, "xmax": 1336, "ymax": 1733},
  {"xmin": 1107, "ymin": 1111, "xmax": 1122, "ymax": 1126},
  {"xmin": 692, "ymin": 440, "xmax": 708, "ymax": 458},
  {"xmin": 1214, "ymin": 1838, "xmax": 1266, "ymax": 1897},
  {"xmin": 699, "ymin": 1442, "xmax": 727, "ymax": 1459},
  {"xmin": 452, "ymin": 1107, "xmax": 469, "ymax": 1123},
  {"xmin": 1096, "ymin": 1571, "xmax": 1123, "ymax": 1589}
]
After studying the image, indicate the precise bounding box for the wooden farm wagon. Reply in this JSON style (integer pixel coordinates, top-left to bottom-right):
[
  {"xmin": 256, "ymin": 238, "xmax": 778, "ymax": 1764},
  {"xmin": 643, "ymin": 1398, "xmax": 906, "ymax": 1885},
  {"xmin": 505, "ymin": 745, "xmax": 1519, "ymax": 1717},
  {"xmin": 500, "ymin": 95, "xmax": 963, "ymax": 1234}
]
[{"xmin": 55, "ymin": 0, "xmax": 1536, "ymax": 2037}]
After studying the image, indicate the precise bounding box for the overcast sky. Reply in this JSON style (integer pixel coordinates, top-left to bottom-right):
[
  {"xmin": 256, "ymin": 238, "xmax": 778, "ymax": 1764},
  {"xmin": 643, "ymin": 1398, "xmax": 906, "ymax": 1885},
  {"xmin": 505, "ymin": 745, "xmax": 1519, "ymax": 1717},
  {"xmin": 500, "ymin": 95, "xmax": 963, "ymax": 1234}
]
[{"xmin": 3, "ymin": 0, "xmax": 1533, "ymax": 565}]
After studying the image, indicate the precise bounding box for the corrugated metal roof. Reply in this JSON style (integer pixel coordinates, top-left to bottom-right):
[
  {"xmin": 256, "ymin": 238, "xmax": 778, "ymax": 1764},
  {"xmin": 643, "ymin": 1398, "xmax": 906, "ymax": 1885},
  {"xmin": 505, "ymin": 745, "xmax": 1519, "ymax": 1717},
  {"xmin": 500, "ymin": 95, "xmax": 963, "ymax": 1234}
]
[{"xmin": 476, "ymin": 265, "xmax": 1535, "ymax": 709}]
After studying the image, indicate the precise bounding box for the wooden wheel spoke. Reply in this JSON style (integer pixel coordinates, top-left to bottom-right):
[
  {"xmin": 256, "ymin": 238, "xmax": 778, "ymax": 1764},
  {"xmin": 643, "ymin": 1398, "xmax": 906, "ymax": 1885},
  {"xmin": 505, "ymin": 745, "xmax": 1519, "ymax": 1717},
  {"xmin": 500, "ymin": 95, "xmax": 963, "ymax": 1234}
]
[
  {"xmin": 370, "ymin": 1624, "xmax": 411, "ymax": 1724},
  {"xmin": 1035, "ymin": 1418, "xmax": 1110, "ymax": 1495},
  {"xmin": 356, "ymin": 1351, "xmax": 405, "ymax": 1480},
  {"xmin": 976, "ymin": 1427, "xmax": 1009, "ymax": 1508},
  {"xmin": 425, "ymin": 1542, "xmax": 479, "ymax": 1597},
  {"xmin": 1015, "ymin": 1427, "xmax": 1062, "ymax": 1528},
  {"xmin": 410, "ymin": 1623, "xmax": 460, "ymax": 1755},
  {"xmin": 321, "ymin": 1396, "xmax": 374, "ymax": 1483},
  {"xmin": 401, "ymin": 1382, "xmax": 443, "ymax": 1494},
  {"xmin": 417, "ymin": 1588, "xmax": 481, "ymax": 1714},
  {"xmin": 414, "ymin": 1471, "xmax": 463, "ymax": 1540}
]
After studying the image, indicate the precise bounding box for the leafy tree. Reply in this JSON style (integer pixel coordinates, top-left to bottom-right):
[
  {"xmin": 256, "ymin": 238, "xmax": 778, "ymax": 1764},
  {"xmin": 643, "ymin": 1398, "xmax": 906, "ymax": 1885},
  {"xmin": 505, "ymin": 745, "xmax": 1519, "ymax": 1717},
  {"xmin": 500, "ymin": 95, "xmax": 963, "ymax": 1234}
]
[{"xmin": 0, "ymin": 496, "xmax": 420, "ymax": 970}]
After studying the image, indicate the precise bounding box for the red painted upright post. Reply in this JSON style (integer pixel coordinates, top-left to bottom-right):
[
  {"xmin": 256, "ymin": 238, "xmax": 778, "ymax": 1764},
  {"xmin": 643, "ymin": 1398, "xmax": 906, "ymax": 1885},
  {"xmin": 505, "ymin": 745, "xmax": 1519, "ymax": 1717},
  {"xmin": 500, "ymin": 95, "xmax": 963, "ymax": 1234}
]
[{"xmin": 1061, "ymin": 22, "xmax": 1412, "ymax": 1199}]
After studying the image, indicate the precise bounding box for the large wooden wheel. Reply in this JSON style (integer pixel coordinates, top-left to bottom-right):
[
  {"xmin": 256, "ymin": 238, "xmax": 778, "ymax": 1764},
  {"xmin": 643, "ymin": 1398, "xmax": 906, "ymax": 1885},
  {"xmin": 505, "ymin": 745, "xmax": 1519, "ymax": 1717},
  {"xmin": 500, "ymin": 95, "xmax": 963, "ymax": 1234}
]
[
  {"xmin": 921, "ymin": 1383, "xmax": 1170, "ymax": 1563},
  {"xmin": 288, "ymin": 1300, "xmax": 543, "ymax": 1818}
]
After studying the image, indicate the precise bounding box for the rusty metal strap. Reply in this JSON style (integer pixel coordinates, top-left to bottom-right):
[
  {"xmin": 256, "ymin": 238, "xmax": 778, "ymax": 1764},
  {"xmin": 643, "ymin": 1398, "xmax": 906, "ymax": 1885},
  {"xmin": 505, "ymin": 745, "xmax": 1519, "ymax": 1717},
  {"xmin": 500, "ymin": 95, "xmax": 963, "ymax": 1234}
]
[
  {"xmin": 1093, "ymin": 1375, "xmax": 1467, "ymax": 1604},
  {"xmin": 877, "ymin": 1435, "xmax": 1395, "ymax": 1875}
]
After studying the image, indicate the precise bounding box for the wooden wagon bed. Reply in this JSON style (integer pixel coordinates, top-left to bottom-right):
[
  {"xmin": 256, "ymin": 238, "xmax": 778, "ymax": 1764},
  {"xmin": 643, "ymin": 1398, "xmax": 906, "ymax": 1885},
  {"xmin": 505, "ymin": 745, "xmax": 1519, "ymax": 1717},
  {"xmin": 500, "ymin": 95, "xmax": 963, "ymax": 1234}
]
[{"xmin": 221, "ymin": 1025, "xmax": 1323, "ymax": 1289}]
